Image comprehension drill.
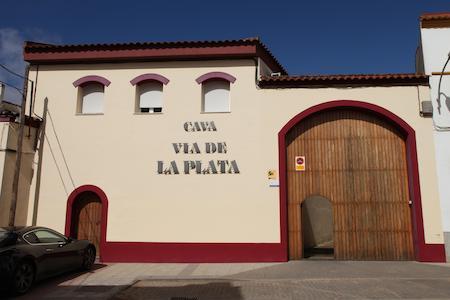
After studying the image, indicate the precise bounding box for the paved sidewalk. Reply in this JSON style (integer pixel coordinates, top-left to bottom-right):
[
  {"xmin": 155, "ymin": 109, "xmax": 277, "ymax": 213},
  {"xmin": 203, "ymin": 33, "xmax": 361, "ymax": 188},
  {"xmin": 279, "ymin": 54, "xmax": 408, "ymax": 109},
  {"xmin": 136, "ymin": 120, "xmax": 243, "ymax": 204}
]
[{"xmin": 6, "ymin": 261, "xmax": 450, "ymax": 299}]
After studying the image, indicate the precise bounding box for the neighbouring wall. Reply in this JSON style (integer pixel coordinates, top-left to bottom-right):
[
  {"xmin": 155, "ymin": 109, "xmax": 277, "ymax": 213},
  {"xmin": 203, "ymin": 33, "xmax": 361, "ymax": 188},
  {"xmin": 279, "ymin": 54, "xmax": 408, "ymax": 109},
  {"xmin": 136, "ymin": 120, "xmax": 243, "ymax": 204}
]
[{"xmin": 0, "ymin": 122, "xmax": 38, "ymax": 226}]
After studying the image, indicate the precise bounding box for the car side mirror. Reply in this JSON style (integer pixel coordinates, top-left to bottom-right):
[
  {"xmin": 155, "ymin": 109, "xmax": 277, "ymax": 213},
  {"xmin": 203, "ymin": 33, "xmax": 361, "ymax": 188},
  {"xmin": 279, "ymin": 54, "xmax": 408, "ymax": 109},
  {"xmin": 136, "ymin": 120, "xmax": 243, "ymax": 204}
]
[{"xmin": 66, "ymin": 237, "xmax": 73, "ymax": 243}]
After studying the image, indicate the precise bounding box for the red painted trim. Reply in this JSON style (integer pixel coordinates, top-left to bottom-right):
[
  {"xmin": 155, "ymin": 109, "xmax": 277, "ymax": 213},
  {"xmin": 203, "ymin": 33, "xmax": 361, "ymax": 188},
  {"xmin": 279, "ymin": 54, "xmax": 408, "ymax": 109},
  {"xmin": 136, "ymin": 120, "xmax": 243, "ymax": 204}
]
[
  {"xmin": 130, "ymin": 73, "xmax": 170, "ymax": 86},
  {"xmin": 278, "ymin": 100, "xmax": 446, "ymax": 263},
  {"xmin": 65, "ymin": 185, "xmax": 109, "ymax": 262},
  {"xmin": 102, "ymin": 242, "xmax": 285, "ymax": 263},
  {"xmin": 0, "ymin": 116, "xmax": 15, "ymax": 122},
  {"xmin": 195, "ymin": 72, "xmax": 237, "ymax": 84},
  {"xmin": 72, "ymin": 75, "xmax": 111, "ymax": 87}
]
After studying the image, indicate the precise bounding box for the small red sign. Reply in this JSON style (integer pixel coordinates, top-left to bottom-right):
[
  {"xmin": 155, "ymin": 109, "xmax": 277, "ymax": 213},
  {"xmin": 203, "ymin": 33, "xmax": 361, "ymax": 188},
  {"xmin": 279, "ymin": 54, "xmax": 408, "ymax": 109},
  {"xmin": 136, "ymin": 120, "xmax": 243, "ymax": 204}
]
[{"xmin": 295, "ymin": 156, "xmax": 305, "ymax": 171}]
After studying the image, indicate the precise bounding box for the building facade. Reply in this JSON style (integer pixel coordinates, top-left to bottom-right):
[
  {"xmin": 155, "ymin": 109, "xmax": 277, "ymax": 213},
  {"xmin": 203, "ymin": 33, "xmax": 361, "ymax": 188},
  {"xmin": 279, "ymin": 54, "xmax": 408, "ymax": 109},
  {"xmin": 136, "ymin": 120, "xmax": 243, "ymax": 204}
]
[
  {"xmin": 417, "ymin": 12, "xmax": 450, "ymax": 262},
  {"xmin": 0, "ymin": 89, "xmax": 39, "ymax": 227},
  {"xmin": 22, "ymin": 38, "xmax": 446, "ymax": 262}
]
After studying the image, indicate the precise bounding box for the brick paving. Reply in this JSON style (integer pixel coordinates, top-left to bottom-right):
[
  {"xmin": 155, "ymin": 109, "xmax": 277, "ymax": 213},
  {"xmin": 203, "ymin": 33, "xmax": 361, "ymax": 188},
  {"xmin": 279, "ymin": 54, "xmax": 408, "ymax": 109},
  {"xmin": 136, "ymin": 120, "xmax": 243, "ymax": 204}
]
[{"xmin": 5, "ymin": 261, "xmax": 450, "ymax": 299}]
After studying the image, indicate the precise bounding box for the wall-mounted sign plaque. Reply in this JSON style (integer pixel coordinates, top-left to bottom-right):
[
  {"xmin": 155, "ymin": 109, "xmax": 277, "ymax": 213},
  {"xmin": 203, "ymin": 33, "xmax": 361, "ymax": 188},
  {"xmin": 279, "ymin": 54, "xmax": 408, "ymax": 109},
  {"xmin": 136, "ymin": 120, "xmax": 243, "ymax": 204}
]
[{"xmin": 295, "ymin": 156, "xmax": 305, "ymax": 171}]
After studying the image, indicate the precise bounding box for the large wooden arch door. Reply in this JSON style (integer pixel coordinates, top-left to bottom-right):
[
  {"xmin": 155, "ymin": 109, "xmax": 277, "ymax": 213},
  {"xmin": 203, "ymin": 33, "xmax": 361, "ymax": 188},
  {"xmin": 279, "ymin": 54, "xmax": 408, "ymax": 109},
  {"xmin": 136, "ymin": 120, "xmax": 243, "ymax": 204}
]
[
  {"xmin": 70, "ymin": 191, "xmax": 102, "ymax": 256},
  {"xmin": 286, "ymin": 108, "xmax": 414, "ymax": 260}
]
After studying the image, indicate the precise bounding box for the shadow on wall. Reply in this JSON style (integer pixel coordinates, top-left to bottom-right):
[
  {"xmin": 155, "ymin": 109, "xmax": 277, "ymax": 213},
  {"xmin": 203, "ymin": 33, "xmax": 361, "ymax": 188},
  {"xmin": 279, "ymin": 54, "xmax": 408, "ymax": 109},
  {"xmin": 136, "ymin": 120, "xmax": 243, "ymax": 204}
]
[
  {"xmin": 302, "ymin": 196, "xmax": 334, "ymax": 250},
  {"xmin": 437, "ymin": 92, "xmax": 450, "ymax": 114}
]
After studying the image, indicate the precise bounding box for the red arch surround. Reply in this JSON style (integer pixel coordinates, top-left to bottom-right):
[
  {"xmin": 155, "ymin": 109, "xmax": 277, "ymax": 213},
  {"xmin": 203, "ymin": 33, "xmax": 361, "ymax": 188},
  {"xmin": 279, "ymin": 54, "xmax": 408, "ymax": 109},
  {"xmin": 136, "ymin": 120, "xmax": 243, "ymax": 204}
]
[
  {"xmin": 130, "ymin": 73, "xmax": 170, "ymax": 85},
  {"xmin": 65, "ymin": 185, "xmax": 109, "ymax": 262},
  {"xmin": 73, "ymin": 75, "xmax": 111, "ymax": 87},
  {"xmin": 278, "ymin": 100, "xmax": 446, "ymax": 262},
  {"xmin": 195, "ymin": 71, "xmax": 236, "ymax": 84}
]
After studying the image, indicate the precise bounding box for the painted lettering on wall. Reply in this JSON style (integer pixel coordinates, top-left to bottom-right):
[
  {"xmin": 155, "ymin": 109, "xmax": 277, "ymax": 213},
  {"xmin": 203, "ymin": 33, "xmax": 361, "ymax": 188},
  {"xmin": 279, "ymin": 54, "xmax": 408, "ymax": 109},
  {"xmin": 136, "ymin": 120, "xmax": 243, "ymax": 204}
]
[{"xmin": 158, "ymin": 122, "xmax": 240, "ymax": 175}]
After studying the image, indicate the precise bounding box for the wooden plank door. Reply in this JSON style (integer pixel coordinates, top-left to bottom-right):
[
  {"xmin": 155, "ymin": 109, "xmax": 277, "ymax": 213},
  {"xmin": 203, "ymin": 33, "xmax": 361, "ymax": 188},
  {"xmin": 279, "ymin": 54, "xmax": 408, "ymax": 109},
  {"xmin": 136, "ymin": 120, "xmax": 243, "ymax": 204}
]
[
  {"xmin": 72, "ymin": 192, "xmax": 102, "ymax": 256},
  {"xmin": 286, "ymin": 108, "xmax": 414, "ymax": 260}
]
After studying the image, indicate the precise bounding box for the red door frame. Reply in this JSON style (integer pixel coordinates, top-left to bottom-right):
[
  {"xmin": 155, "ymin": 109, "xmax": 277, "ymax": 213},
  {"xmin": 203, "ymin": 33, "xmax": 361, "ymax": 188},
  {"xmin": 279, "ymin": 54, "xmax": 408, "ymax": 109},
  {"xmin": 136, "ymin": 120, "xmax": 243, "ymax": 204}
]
[
  {"xmin": 278, "ymin": 100, "xmax": 445, "ymax": 262},
  {"xmin": 65, "ymin": 185, "xmax": 109, "ymax": 262}
]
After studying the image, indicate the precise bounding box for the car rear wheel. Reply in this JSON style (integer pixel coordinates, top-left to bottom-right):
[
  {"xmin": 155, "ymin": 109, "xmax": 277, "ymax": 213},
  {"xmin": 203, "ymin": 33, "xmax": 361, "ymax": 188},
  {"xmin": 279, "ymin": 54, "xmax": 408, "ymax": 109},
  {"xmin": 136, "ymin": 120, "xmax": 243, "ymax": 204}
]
[
  {"xmin": 82, "ymin": 246, "xmax": 95, "ymax": 270},
  {"xmin": 13, "ymin": 261, "xmax": 35, "ymax": 294}
]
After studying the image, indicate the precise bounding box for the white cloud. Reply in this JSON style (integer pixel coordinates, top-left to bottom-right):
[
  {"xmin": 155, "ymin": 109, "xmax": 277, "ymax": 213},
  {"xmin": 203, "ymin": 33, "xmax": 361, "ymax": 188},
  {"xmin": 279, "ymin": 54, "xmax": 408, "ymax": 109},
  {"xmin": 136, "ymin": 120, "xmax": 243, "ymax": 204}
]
[{"xmin": 0, "ymin": 28, "xmax": 61, "ymax": 104}]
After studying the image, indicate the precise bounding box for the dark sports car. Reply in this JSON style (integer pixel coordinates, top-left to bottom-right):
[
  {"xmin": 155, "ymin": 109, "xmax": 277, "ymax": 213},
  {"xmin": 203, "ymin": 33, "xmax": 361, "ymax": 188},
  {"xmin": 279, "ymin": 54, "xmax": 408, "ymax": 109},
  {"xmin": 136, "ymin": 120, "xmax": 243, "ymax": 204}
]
[{"xmin": 0, "ymin": 226, "xmax": 96, "ymax": 294}]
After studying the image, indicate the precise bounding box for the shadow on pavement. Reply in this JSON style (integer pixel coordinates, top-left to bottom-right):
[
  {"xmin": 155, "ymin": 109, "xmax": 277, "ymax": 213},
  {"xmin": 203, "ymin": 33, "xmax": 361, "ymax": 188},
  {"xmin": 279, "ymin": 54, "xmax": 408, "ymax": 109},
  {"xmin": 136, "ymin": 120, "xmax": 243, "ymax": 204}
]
[
  {"xmin": 2, "ymin": 264, "xmax": 112, "ymax": 300},
  {"xmin": 111, "ymin": 280, "xmax": 243, "ymax": 300}
]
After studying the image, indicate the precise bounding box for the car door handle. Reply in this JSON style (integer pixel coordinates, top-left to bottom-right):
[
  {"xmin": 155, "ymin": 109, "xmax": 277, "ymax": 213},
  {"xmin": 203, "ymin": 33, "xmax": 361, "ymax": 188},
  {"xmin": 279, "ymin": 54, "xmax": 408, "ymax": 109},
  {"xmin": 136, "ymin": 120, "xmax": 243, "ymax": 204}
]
[{"xmin": 45, "ymin": 248, "xmax": 54, "ymax": 252}]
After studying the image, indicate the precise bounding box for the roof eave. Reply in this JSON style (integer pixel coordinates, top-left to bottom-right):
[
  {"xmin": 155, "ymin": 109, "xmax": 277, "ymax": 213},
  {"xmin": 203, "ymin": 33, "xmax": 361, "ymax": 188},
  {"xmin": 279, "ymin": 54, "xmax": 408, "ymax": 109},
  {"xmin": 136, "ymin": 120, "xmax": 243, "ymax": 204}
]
[
  {"xmin": 23, "ymin": 40, "xmax": 288, "ymax": 75},
  {"xmin": 258, "ymin": 76, "xmax": 429, "ymax": 88}
]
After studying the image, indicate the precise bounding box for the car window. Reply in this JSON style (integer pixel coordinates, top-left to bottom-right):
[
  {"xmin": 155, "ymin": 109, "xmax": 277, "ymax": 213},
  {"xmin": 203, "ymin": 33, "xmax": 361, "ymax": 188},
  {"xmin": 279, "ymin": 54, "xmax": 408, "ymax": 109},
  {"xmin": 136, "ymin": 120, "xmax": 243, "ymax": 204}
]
[
  {"xmin": 23, "ymin": 232, "xmax": 40, "ymax": 244},
  {"xmin": 34, "ymin": 230, "xmax": 66, "ymax": 243},
  {"xmin": 23, "ymin": 230, "xmax": 66, "ymax": 244}
]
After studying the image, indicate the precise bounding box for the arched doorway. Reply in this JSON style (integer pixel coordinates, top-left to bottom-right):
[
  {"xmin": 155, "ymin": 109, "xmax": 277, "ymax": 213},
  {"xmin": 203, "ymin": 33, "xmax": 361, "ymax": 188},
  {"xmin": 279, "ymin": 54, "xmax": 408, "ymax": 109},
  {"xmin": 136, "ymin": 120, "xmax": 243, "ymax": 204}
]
[
  {"xmin": 283, "ymin": 102, "xmax": 415, "ymax": 260},
  {"xmin": 65, "ymin": 185, "xmax": 108, "ymax": 261},
  {"xmin": 70, "ymin": 192, "xmax": 102, "ymax": 256},
  {"xmin": 302, "ymin": 196, "xmax": 334, "ymax": 259}
]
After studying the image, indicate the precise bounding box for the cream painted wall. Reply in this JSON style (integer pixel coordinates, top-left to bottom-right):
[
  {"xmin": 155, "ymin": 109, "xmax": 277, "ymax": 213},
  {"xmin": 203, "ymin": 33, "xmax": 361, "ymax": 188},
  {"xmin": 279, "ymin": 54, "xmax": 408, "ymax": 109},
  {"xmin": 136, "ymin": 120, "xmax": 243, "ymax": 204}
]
[{"xmin": 26, "ymin": 60, "xmax": 443, "ymax": 244}]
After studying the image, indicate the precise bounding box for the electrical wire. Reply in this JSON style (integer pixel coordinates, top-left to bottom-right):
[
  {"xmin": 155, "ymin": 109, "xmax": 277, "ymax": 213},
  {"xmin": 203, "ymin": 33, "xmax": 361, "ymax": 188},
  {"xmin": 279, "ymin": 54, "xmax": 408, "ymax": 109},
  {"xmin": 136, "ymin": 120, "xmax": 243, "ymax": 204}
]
[
  {"xmin": 0, "ymin": 80, "xmax": 23, "ymax": 95},
  {"xmin": 45, "ymin": 133, "xmax": 69, "ymax": 196},
  {"xmin": 0, "ymin": 63, "xmax": 29, "ymax": 81},
  {"xmin": 434, "ymin": 53, "xmax": 450, "ymax": 131},
  {"xmin": 47, "ymin": 108, "xmax": 76, "ymax": 189}
]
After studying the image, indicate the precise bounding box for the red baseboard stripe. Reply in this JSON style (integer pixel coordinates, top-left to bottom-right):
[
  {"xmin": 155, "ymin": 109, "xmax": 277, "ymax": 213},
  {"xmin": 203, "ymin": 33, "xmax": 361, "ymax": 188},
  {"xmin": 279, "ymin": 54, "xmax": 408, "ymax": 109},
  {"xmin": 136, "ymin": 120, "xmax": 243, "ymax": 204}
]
[
  {"xmin": 418, "ymin": 244, "xmax": 447, "ymax": 262},
  {"xmin": 101, "ymin": 242, "xmax": 287, "ymax": 263}
]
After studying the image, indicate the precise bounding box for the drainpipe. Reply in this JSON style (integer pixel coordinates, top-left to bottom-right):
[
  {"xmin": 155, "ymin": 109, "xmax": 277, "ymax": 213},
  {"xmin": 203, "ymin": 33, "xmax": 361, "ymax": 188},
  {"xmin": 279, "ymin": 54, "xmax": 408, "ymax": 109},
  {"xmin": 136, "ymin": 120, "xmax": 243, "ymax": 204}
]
[{"xmin": 32, "ymin": 97, "xmax": 48, "ymax": 226}]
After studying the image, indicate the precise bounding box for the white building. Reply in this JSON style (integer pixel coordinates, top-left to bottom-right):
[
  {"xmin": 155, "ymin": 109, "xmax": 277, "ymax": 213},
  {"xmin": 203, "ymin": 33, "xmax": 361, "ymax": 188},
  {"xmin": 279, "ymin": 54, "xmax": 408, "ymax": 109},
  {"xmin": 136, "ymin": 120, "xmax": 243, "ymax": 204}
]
[{"xmin": 417, "ymin": 12, "xmax": 450, "ymax": 261}]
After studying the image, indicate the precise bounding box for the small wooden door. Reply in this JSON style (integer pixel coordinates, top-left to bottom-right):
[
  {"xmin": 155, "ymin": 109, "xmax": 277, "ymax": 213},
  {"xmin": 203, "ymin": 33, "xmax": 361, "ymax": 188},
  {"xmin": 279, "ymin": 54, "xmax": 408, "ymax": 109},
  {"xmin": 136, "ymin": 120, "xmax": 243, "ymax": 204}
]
[
  {"xmin": 286, "ymin": 108, "xmax": 414, "ymax": 260},
  {"xmin": 71, "ymin": 192, "xmax": 102, "ymax": 256}
]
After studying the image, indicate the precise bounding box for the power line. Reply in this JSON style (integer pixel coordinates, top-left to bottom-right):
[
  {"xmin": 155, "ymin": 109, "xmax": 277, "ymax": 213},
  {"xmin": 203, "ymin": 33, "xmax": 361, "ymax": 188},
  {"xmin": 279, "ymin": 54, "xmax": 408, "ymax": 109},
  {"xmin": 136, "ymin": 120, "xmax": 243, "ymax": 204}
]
[
  {"xmin": 0, "ymin": 80, "xmax": 23, "ymax": 95},
  {"xmin": 47, "ymin": 109, "xmax": 76, "ymax": 189},
  {"xmin": 0, "ymin": 63, "xmax": 29, "ymax": 81},
  {"xmin": 45, "ymin": 133, "xmax": 69, "ymax": 196}
]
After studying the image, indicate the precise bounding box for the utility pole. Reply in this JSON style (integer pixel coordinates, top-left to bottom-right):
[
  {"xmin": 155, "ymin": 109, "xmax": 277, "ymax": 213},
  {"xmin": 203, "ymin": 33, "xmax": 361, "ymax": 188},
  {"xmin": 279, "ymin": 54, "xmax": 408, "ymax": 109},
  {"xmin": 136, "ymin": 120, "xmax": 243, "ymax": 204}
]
[
  {"xmin": 32, "ymin": 97, "xmax": 48, "ymax": 226},
  {"xmin": 9, "ymin": 66, "xmax": 30, "ymax": 227}
]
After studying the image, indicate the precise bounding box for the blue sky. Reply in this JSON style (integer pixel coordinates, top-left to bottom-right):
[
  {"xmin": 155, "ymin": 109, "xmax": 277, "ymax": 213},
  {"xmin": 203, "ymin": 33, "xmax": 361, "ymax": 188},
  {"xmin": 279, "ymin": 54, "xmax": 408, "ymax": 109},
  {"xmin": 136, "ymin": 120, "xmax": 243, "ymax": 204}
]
[{"xmin": 1, "ymin": 0, "xmax": 450, "ymax": 103}]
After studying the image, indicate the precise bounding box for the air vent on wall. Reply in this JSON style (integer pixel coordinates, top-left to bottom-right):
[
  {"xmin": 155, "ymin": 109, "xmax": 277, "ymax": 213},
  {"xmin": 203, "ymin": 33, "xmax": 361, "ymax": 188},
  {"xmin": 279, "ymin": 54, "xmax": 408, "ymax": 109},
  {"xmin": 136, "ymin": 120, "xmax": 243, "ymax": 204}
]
[{"xmin": 421, "ymin": 101, "xmax": 433, "ymax": 117}]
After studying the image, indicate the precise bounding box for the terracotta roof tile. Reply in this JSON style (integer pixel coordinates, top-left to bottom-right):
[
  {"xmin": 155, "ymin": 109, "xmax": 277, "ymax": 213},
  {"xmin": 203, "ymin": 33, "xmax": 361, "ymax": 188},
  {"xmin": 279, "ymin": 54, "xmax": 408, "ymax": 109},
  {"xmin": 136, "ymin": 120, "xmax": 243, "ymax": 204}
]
[
  {"xmin": 420, "ymin": 12, "xmax": 450, "ymax": 21},
  {"xmin": 24, "ymin": 37, "xmax": 287, "ymax": 74},
  {"xmin": 420, "ymin": 12, "xmax": 450, "ymax": 28},
  {"xmin": 259, "ymin": 73, "xmax": 428, "ymax": 88}
]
